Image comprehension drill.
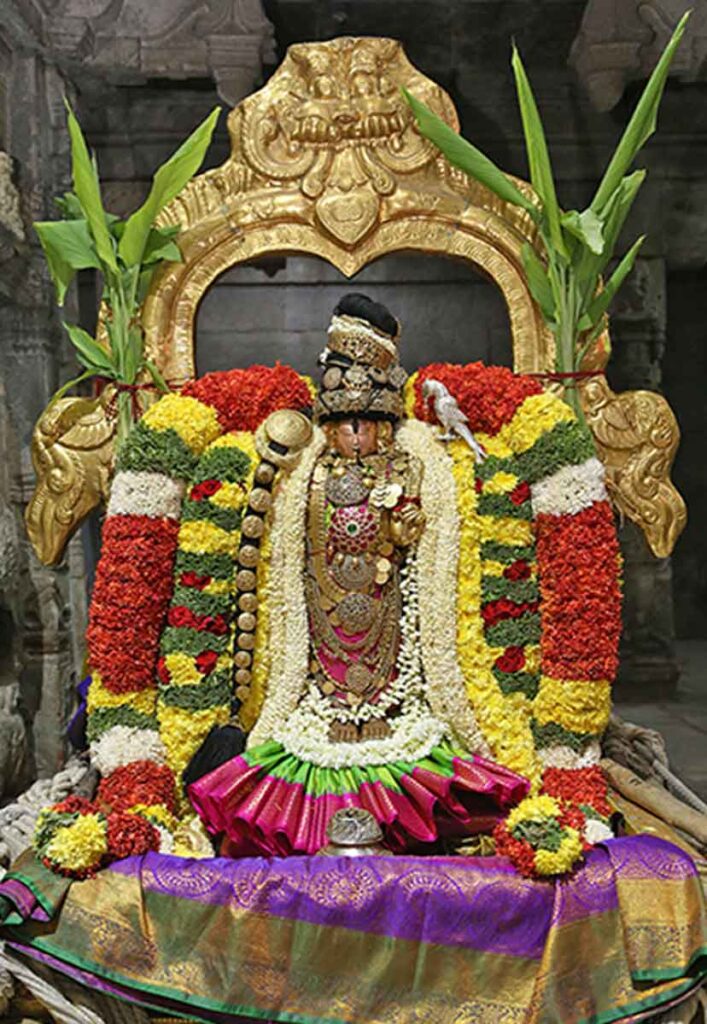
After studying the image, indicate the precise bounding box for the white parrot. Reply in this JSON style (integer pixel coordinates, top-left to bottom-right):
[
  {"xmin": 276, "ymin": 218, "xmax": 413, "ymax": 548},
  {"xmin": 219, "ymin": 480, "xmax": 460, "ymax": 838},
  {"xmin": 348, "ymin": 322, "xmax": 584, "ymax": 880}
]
[{"xmin": 422, "ymin": 378, "xmax": 487, "ymax": 463}]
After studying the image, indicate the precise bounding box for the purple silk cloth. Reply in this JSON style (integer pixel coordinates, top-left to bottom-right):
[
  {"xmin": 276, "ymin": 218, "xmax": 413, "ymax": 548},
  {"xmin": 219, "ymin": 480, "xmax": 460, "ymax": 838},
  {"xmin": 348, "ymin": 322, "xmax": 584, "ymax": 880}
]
[{"xmin": 1, "ymin": 835, "xmax": 705, "ymax": 1024}]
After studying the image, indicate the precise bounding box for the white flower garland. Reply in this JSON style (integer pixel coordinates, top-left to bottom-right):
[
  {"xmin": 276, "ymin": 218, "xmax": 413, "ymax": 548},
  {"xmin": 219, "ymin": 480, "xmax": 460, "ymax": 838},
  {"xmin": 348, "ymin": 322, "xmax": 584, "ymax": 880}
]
[
  {"xmin": 397, "ymin": 420, "xmax": 491, "ymax": 757},
  {"xmin": 247, "ymin": 429, "xmax": 326, "ymax": 748},
  {"xmin": 89, "ymin": 725, "xmax": 166, "ymax": 776},
  {"xmin": 538, "ymin": 738, "xmax": 602, "ymax": 770},
  {"xmin": 250, "ymin": 419, "xmax": 490, "ymax": 767},
  {"xmin": 531, "ymin": 457, "xmax": 607, "ymax": 518},
  {"xmin": 107, "ymin": 470, "xmax": 185, "ymax": 519}
]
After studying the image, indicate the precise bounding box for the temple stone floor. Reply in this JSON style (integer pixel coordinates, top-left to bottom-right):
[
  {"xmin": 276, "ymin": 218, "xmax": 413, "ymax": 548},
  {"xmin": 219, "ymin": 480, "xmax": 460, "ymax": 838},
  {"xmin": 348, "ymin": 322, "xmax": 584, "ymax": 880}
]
[{"xmin": 616, "ymin": 640, "xmax": 707, "ymax": 802}]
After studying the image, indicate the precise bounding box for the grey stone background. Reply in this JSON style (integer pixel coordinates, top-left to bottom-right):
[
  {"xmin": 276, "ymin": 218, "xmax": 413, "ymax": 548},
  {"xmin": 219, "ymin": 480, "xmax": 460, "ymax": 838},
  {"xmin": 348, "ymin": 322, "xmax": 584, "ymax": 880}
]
[{"xmin": 0, "ymin": 0, "xmax": 706, "ymax": 795}]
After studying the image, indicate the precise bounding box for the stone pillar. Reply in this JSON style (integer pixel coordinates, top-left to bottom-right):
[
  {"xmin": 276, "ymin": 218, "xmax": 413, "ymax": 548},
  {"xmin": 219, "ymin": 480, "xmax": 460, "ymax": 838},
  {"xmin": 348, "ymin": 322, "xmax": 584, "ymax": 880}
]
[{"xmin": 607, "ymin": 256, "xmax": 680, "ymax": 698}]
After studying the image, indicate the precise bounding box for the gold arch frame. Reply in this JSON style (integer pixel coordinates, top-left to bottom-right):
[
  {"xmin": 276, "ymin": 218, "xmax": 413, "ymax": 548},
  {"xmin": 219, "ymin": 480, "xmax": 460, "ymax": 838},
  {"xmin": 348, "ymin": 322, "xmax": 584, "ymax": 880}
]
[
  {"xmin": 141, "ymin": 36, "xmax": 684, "ymax": 557},
  {"xmin": 27, "ymin": 35, "xmax": 684, "ymax": 566}
]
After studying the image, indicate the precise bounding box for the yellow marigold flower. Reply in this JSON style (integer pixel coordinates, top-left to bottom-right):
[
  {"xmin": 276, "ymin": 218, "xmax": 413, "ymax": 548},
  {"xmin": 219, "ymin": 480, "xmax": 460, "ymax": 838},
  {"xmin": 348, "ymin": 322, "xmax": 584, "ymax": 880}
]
[
  {"xmin": 45, "ymin": 814, "xmax": 107, "ymax": 871},
  {"xmin": 178, "ymin": 520, "xmax": 239, "ymax": 557},
  {"xmin": 163, "ymin": 653, "xmax": 202, "ymax": 686},
  {"xmin": 506, "ymin": 794, "xmax": 560, "ymax": 830},
  {"xmin": 525, "ymin": 645, "xmax": 542, "ymax": 673},
  {"xmin": 209, "ymin": 481, "xmax": 247, "ymax": 510},
  {"xmin": 158, "ymin": 704, "xmax": 229, "ymax": 780},
  {"xmin": 450, "ymin": 442, "xmax": 541, "ymax": 788},
  {"xmin": 210, "ymin": 430, "xmax": 257, "ymax": 455},
  {"xmin": 479, "ymin": 516, "xmax": 534, "ymax": 547},
  {"xmin": 474, "ymin": 431, "xmax": 513, "ymax": 460},
  {"xmin": 495, "ymin": 392, "xmax": 575, "ymax": 456},
  {"xmin": 481, "ymin": 560, "xmax": 507, "ymax": 577},
  {"xmin": 87, "ymin": 674, "xmax": 156, "ymax": 715},
  {"xmin": 129, "ymin": 803, "xmax": 178, "ymax": 833},
  {"xmin": 202, "ymin": 578, "xmax": 232, "ymax": 595},
  {"xmin": 534, "ymin": 830, "xmax": 583, "ymax": 876},
  {"xmin": 534, "ymin": 677, "xmax": 611, "ymax": 735},
  {"xmin": 484, "ymin": 471, "xmax": 518, "ymax": 494},
  {"xmin": 143, "ymin": 395, "xmax": 221, "ymax": 453}
]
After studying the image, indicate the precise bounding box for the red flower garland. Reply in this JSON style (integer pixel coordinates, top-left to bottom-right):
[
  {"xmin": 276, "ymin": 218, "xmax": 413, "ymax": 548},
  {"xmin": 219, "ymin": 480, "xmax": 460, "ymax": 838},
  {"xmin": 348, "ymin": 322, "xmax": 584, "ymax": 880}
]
[
  {"xmin": 183, "ymin": 364, "xmax": 312, "ymax": 433},
  {"xmin": 536, "ymin": 502, "xmax": 621, "ymax": 681},
  {"xmin": 180, "ymin": 572, "xmax": 211, "ymax": 590},
  {"xmin": 542, "ymin": 766, "xmax": 612, "ymax": 819},
  {"xmin": 97, "ymin": 761, "xmax": 176, "ymax": 815},
  {"xmin": 87, "ymin": 516, "xmax": 179, "ymax": 693},
  {"xmin": 413, "ymin": 362, "xmax": 541, "ymax": 436}
]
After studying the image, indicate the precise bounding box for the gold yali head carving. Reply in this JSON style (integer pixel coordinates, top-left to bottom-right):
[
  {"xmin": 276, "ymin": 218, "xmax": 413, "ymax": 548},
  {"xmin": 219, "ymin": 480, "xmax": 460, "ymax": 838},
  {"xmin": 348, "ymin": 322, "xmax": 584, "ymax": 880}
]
[{"xmin": 25, "ymin": 395, "xmax": 116, "ymax": 566}]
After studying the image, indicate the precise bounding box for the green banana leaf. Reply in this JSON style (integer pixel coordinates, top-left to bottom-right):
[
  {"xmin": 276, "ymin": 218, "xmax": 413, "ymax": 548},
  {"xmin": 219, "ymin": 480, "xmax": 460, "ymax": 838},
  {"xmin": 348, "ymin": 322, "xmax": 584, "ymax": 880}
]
[
  {"xmin": 521, "ymin": 242, "xmax": 556, "ymax": 321},
  {"xmin": 577, "ymin": 234, "xmax": 645, "ymax": 335},
  {"xmin": 119, "ymin": 106, "xmax": 220, "ymax": 267},
  {"xmin": 511, "ymin": 45, "xmax": 566, "ymax": 257},
  {"xmin": 34, "ymin": 219, "xmax": 102, "ymax": 306},
  {"xmin": 402, "ymin": 87, "xmax": 537, "ymax": 216},
  {"xmin": 63, "ymin": 323, "xmax": 117, "ymax": 374},
  {"xmin": 591, "ymin": 11, "xmax": 690, "ymax": 212},
  {"xmin": 64, "ymin": 100, "xmax": 118, "ymax": 274},
  {"xmin": 560, "ymin": 209, "xmax": 604, "ymax": 255},
  {"xmin": 574, "ymin": 171, "xmax": 645, "ymax": 308}
]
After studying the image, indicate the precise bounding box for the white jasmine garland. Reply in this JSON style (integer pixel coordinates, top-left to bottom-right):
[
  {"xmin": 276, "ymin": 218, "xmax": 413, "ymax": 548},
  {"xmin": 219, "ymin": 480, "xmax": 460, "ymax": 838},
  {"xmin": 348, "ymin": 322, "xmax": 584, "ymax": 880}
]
[
  {"xmin": 107, "ymin": 470, "xmax": 185, "ymax": 520},
  {"xmin": 247, "ymin": 430, "xmax": 326, "ymax": 748},
  {"xmin": 90, "ymin": 726, "xmax": 166, "ymax": 776},
  {"xmin": 397, "ymin": 420, "xmax": 491, "ymax": 757},
  {"xmin": 538, "ymin": 739, "xmax": 602, "ymax": 770},
  {"xmin": 531, "ymin": 457, "xmax": 607, "ymax": 518}
]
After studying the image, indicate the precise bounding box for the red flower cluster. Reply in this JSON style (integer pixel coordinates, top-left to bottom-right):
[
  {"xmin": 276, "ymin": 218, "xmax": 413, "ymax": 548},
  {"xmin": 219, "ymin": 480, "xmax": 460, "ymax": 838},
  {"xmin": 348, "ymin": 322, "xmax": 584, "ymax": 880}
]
[
  {"xmin": 536, "ymin": 502, "xmax": 621, "ymax": 680},
  {"xmin": 87, "ymin": 516, "xmax": 180, "ymax": 693},
  {"xmin": 504, "ymin": 560, "xmax": 531, "ymax": 581},
  {"xmin": 510, "ymin": 481, "xmax": 531, "ymax": 505},
  {"xmin": 97, "ymin": 761, "xmax": 176, "ymax": 815},
  {"xmin": 493, "ymin": 825, "xmax": 536, "ymax": 876},
  {"xmin": 168, "ymin": 606, "xmax": 229, "ymax": 634},
  {"xmin": 195, "ymin": 650, "xmax": 219, "ymax": 675},
  {"xmin": 180, "ymin": 572, "xmax": 211, "ymax": 590},
  {"xmin": 482, "ymin": 598, "xmax": 538, "ymax": 628},
  {"xmin": 495, "ymin": 646, "xmax": 526, "ymax": 673},
  {"xmin": 53, "ymin": 795, "xmax": 95, "ymax": 816},
  {"xmin": 542, "ymin": 766, "xmax": 611, "ymax": 819},
  {"xmin": 184, "ymin": 364, "xmax": 312, "ymax": 433},
  {"xmin": 413, "ymin": 363, "xmax": 541, "ymax": 436},
  {"xmin": 106, "ymin": 811, "xmax": 161, "ymax": 860},
  {"xmin": 191, "ymin": 479, "xmax": 222, "ymax": 501}
]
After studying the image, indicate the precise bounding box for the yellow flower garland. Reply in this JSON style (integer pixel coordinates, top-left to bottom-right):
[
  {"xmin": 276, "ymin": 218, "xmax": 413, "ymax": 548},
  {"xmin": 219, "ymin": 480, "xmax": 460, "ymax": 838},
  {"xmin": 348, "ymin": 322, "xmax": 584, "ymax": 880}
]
[{"xmin": 450, "ymin": 440, "xmax": 541, "ymax": 786}]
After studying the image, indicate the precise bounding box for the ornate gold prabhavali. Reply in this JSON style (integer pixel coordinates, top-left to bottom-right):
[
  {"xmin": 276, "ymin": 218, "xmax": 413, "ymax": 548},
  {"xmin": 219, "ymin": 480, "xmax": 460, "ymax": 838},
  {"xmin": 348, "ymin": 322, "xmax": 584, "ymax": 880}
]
[{"xmin": 26, "ymin": 36, "xmax": 685, "ymax": 563}]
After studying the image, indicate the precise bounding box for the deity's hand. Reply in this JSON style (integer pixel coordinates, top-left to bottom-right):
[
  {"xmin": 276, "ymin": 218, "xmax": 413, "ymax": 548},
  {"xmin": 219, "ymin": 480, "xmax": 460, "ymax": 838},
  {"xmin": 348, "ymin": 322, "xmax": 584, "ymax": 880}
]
[{"xmin": 390, "ymin": 502, "xmax": 426, "ymax": 547}]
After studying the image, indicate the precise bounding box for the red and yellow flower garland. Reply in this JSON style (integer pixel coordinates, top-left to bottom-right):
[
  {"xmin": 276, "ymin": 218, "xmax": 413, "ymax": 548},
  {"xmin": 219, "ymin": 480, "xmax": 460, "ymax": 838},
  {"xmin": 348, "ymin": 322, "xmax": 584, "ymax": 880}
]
[
  {"xmin": 34, "ymin": 365, "xmax": 312, "ymax": 876},
  {"xmin": 409, "ymin": 362, "xmax": 622, "ymax": 875}
]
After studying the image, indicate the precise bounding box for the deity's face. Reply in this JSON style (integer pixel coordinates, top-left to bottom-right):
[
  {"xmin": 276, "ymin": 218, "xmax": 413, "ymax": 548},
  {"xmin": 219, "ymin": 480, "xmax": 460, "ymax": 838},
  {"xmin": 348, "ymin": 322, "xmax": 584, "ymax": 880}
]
[{"xmin": 329, "ymin": 418, "xmax": 378, "ymax": 459}]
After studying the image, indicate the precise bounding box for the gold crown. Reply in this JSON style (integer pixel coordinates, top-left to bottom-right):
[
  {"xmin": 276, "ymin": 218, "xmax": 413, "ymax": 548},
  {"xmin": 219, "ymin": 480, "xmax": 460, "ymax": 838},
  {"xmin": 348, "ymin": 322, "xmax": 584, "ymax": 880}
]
[{"xmin": 326, "ymin": 313, "xmax": 399, "ymax": 370}]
